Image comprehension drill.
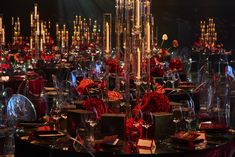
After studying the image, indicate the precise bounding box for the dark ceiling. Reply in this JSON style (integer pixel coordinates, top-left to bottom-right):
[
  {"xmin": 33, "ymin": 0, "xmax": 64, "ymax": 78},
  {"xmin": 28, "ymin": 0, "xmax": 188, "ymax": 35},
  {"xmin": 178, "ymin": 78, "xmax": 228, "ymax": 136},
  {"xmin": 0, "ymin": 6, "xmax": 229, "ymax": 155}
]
[{"xmin": 0, "ymin": 0, "xmax": 234, "ymax": 48}]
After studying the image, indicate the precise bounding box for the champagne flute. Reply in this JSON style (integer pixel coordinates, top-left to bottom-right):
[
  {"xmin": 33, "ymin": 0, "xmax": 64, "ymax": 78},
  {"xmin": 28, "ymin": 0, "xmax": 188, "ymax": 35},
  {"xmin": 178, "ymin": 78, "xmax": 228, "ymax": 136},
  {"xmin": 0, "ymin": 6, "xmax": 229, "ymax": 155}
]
[
  {"xmin": 183, "ymin": 107, "xmax": 195, "ymax": 131},
  {"xmin": 172, "ymin": 105, "xmax": 183, "ymax": 133},
  {"xmin": 50, "ymin": 100, "xmax": 62, "ymax": 131},
  {"xmin": 140, "ymin": 111, "xmax": 154, "ymax": 139},
  {"xmin": 84, "ymin": 107, "xmax": 99, "ymax": 142}
]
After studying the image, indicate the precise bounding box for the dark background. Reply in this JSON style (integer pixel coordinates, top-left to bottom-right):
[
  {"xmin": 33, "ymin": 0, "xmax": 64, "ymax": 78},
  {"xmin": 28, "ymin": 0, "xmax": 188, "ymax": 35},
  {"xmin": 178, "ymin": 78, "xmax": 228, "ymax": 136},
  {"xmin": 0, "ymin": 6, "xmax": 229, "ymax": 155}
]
[{"xmin": 0, "ymin": 0, "xmax": 235, "ymax": 49}]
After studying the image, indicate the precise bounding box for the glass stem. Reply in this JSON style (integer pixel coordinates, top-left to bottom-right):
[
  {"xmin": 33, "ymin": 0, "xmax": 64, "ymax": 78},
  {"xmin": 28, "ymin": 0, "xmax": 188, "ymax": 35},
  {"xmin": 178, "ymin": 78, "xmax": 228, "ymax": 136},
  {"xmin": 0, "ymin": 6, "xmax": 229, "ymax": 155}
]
[
  {"xmin": 90, "ymin": 126, "xmax": 95, "ymax": 141},
  {"xmin": 146, "ymin": 128, "xmax": 148, "ymax": 139}
]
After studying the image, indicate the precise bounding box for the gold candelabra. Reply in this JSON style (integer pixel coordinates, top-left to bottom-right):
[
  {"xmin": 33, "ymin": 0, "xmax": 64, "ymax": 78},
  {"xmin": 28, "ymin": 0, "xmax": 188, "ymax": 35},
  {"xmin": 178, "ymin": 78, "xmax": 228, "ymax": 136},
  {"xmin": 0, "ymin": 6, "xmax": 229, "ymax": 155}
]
[{"xmin": 200, "ymin": 18, "xmax": 217, "ymax": 48}]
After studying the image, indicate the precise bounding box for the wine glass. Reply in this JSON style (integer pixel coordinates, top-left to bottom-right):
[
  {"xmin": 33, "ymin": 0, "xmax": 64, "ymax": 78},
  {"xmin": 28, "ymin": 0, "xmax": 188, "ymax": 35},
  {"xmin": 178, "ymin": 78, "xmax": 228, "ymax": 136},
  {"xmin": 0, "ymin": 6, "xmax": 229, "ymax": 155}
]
[
  {"xmin": 182, "ymin": 101, "xmax": 195, "ymax": 131},
  {"xmin": 84, "ymin": 107, "xmax": 99, "ymax": 142},
  {"xmin": 140, "ymin": 111, "xmax": 154, "ymax": 139},
  {"xmin": 172, "ymin": 105, "xmax": 183, "ymax": 133},
  {"xmin": 50, "ymin": 102, "xmax": 61, "ymax": 130}
]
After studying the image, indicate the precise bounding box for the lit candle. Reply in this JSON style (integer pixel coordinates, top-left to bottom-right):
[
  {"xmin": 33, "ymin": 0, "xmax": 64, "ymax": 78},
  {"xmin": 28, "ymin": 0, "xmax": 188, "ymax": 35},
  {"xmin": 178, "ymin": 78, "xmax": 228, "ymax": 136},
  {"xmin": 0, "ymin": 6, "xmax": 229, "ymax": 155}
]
[
  {"xmin": 137, "ymin": 48, "xmax": 141, "ymax": 79},
  {"xmin": 12, "ymin": 17, "xmax": 14, "ymax": 26},
  {"xmin": 40, "ymin": 38, "xmax": 43, "ymax": 51},
  {"xmin": 136, "ymin": 0, "xmax": 140, "ymax": 28},
  {"xmin": 56, "ymin": 24, "xmax": 59, "ymax": 34},
  {"xmin": 2, "ymin": 28, "xmax": 5, "ymax": 44},
  {"xmin": 146, "ymin": 0, "xmax": 150, "ymax": 15},
  {"xmin": 42, "ymin": 31, "xmax": 45, "ymax": 43},
  {"xmin": 146, "ymin": 21, "xmax": 151, "ymax": 52},
  {"xmin": 105, "ymin": 22, "xmax": 110, "ymax": 52},
  {"xmin": 41, "ymin": 22, "xmax": 44, "ymax": 32},
  {"xmin": 30, "ymin": 14, "xmax": 33, "ymax": 26},
  {"xmin": 18, "ymin": 22, "xmax": 20, "ymax": 33},
  {"xmin": 0, "ymin": 17, "xmax": 2, "ymax": 31},
  {"xmin": 34, "ymin": 4, "xmax": 37, "ymax": 17},
  {"xmin": 30, "ymin": 37, "xmax": 33, "ymax": 49},
  {"xmin": 37, "ymin": 14, "xmax": 39, "ymax": 23}
]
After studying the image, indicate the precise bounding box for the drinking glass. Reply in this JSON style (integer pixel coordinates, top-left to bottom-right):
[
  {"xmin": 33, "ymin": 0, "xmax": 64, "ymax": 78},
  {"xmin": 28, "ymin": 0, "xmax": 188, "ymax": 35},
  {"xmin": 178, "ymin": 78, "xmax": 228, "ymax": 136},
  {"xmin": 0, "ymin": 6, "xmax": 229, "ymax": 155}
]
[
  {"xmin": 140, "ymin": 111, "xmax": 154, "ymax": 139},
  {"xmin": 182, "ymin": 101, "xmax": 195, "ymax": 131},
  {"xmin": 172, "ymin": 105, "xmax": 183, "ymax": 133},
  {"xmin": 84, "ymin": 108, "xmax": 99, "ymax": 142}
]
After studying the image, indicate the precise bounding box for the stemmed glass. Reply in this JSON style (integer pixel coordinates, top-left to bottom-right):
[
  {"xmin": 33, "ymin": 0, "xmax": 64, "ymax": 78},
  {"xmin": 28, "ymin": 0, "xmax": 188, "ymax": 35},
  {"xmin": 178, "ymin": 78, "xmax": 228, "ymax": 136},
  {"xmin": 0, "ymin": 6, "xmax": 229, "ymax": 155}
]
[
  {"xmin": 184, "ymin": 108, "xmax": 195, "ymax": 131},
  {"xmin": 50, "ymin": 100, "xmax": 62, "ymax": 131},
  {"xmin": 140, "ymin": 111, "xmax": 154, "ymax": 139},
  {"xmin": 172, "ymin": 105, "xmax": 183, "ymax": 133},
  {"xmin": 50, "ymin": 99, "xmax": 67, "ymax": 131},
  {"xmin": 84, "ymin": 107, "xmax": 99, "ymax": 142}
]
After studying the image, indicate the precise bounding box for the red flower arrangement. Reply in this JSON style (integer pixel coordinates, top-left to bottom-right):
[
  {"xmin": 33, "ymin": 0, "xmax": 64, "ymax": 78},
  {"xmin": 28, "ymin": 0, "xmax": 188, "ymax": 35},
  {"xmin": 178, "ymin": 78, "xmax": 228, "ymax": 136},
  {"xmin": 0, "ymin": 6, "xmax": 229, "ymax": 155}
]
[
  {"xmin": 41, "ymin": 52, "xmax": 55, "ymax": 61},
  {"xmin": 82, "ymin": 98, "xmax": 108, "ymax": 117},
  {"xmin": 107, "ymin": 90, "xmax": 123, "ymax": 101},
  {"xmin": 134, "ymin": 90, "xmax": 170, "ymax": 115},
  {"xmin": 0, "ymin": 63, "xmax": 11, "ymax": 70},
  {"xmin": 169, "ymin": 58, "xmax": 183, "ymax": 71},
  {"xmin": 106, "ymin": 58, "xmax": 120, "ymax": 73},
  {"xmin": 76, "ymin": 79, "xmax": 95, "ymax": 94},
  {"xmin": 125, "ymin": 118, "xmax": 143, "ymax": 143},
  {"xmin": 150, "ymin": 60, "xmax": 165, "ymax": 77}
]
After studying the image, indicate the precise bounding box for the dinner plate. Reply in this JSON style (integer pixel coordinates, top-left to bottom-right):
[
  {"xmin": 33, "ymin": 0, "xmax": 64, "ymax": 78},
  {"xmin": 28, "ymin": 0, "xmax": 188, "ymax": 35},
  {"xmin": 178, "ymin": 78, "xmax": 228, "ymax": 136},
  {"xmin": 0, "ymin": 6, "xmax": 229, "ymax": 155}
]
[
  {"xmin": 44, "ymin": 87, "xmax": 56, "ymax": 91},
  {"xmin": 33, "ymin": 131, "xmax": 65, "ymax": 139}
]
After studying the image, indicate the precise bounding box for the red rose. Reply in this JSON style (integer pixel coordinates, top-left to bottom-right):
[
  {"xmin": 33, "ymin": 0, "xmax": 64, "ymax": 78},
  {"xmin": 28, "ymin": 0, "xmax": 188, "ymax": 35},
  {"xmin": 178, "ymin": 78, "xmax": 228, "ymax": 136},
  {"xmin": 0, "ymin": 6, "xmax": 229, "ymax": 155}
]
[
  {"xmin": 125, "ymin": 118, "xmax": 143, "ymax": 143},
  {"xmin": 106, "ymin": 58, "xmax": 120, "ymax": 73},
  {"xmin": 76, "ymin": 79, "xmax": 95, "ymax": 94},
  {"xmin": 134, "ymin": 91, "xmax": 170, "ymax": 114},
  {"xmin": 169, "ymin": 58, "xmax": 183, "ymax": 71},
  {"xmin": 83, "ymin": 98, "xmax": 108, "ymax": 117}
]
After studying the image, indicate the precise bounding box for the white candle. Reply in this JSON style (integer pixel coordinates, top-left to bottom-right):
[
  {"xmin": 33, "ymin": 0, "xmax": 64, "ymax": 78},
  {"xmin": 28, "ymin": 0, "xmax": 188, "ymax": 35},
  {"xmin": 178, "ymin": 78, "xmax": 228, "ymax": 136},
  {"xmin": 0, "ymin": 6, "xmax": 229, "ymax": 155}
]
[
  {"xmin": 30, "ymin": 14, "xmax": 33, "ymax": 26},
  {"xmin": 18, "ymin": 22, "xmax": 20, "ymax": 33},
  {"xmin": 105, "ymin": 22, "xmax": 110, "ymax": 52},
  {"xmin": 136, "ymin": 0, "xmax": 140, "ymax": 28},
  {"xmin": 146, "ymin": 21, "xmax": 151, "ymax": 52},
  {"xmin": 56, "ymin": 24, "xmax": 59, "ymax": 34},
  {"xmin": 42, "ymin": 31, "xmax": 45, "ymax": 43},
  {"xmin": 40, "ymin": 38, "xmax": 43, "ymax": 51},
  {"xmin": 0, "ymin": 17, "xmax": 2, "ymax": 31},
  {"xmin": 146, "ymin": 0, "xmax": 150, "ymax": 15},
  {"xmin": 137, "ymin": 48, "xmax": 141, "ymax": 79},
  {"xmin": 12, "ymin": 17, "xmax": 14, "ymax": 26},
  {"xmin": 36, "ymin": 14, "xmax": 39, "ymax": 24},
  {"xmin": 34, "ymin": 4, "xmax": 37, "ymax": 17},
  {"xmin": 41, "ymin": 22, "xmax": 44, "ymax": 32},
  {"xmin": 30, "ymin": 37, "xmax": 33, "ymax": 49},
  {"xmin": 2, "ymin": 28, "xmax": 5, "ymax": 44}
]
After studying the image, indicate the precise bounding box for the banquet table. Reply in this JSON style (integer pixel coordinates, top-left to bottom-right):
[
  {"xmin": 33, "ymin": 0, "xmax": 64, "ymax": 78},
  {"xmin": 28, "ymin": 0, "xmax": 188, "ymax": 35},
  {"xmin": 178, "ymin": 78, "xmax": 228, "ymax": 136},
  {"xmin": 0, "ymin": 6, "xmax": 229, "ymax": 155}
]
[{"xmin": 14, "ymin": 125, "xmax": 235, "ymax": 157}]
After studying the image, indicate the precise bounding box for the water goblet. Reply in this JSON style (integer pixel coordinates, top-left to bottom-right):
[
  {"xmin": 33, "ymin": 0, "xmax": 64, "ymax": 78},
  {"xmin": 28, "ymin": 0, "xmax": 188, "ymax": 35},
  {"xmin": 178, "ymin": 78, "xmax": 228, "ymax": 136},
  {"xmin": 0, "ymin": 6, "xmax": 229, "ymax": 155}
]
[
  {"xmin": 172, "ymin": 106, "xmax": 183, "ymax": 133},
  {"xmin": 140, "ymin": 111, "xmax": 154, "ymax": 139},
  {"xmin": 84, "ymin": 107, "xmax": 99, "ymax": 142}
]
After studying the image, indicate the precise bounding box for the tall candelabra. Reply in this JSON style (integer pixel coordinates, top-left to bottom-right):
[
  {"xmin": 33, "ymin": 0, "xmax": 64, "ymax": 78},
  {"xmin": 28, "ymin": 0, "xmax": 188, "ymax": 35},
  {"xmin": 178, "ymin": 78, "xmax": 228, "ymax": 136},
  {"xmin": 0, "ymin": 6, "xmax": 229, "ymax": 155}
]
[
  {"xmin": 30, "ymin": 3, "xmax": 51, "ymax": 62},
  {"xmin": 0, "ymin": 15, "xmax": 5, "ymax": 64},
  {"xmin": 56, "ymin": 24, "xmax": 69, "ymax": 51},
  {"xmin": 103, "ymin": 0, "xmax": 154, "ymax": 105},
  {"xmin": 12, "ymin": 17, "xmax": 22, "ymax": 46},
  {"xmin": 200, "ymin": 18, "xmax": 217, "ymax": 48},
  {"xmin": 72, "ymin": 16, "xmax": 101, "ymax": 49}
]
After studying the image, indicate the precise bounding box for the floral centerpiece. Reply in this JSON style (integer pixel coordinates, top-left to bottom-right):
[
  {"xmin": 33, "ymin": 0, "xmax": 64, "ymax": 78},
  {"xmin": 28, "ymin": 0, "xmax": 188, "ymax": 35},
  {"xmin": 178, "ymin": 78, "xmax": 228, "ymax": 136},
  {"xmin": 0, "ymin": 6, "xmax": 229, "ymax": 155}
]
[
  {"xmin": 134, "ymin": 84, "xmax": 170, "ymax": 114},
  {"xmin": 76, "ymin": 79, "xmax": 95, "ymax": 94},
  {"xmin": 82, "ymin": 98, "xmax": 108, "ymax": 117},
  {"xmin": 125, "ymin": 117, "xmax": 143, "ymax": 143},
  {"xmin": 153, "ymin": 34, "xmax": 171, "ymax": 62},
  {"xmin": 169, "ymin": 58, "xmax": 183, "ymax": 71},
  {"xmin": 150, "ymin": 57, "xmax": 165, "ymax": 77},
  {"xmin": 105, "ymin": 58, "xmax": 120, "ymax": 73}
]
